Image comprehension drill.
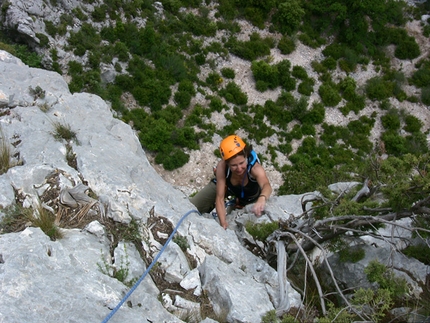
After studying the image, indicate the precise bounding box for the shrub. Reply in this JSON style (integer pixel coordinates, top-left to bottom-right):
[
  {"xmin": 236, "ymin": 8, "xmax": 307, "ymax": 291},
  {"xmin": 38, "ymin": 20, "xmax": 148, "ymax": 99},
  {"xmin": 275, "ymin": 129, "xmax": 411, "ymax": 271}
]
[
  {"xmin": 220, "ymin": 82, "xmax": 248, "ymax": 105},
  {"xmin": 338, "ymin": 76, "xmax": 357, "ymax": 101},
  {"xmin": 302, "ymin": 102, "xmax": 325, "ymax": 125},
  {"xmin": 206, "ymin": 72, "xmax": 223, "ymax": 88},
  {"xmin": 44, "ymin": 20, "xmax": 57, "ymax": 37},
  {"xmin": 322, "ymin": 57, "xmax": 337, "ymax": 70},
  {"xmin": 277, "ymin": 35, "xmax": 296, "ymax": 54},
  {"xmin": 338, "ymin": 246, "xmax": 365, "ymax": 263},
  {"xmin": 277, "ymin": 60, "xmax": 296, "ymax": 91},
  {"xmin": 364, "ymin": 260, "xmax": 408, "ymax": 298},
  {"xmin": 365, "ymin": 77, "xmax": 393, "ymax": 101},
  {"xmin": 221, "ymin": 67, "xmax": 235, "ymax": 79},
  {"xmin": 292, "ymin": 65, "xmax": 308, "ymax": 80},
  {"xmin": 402, "ymin": 245, "xmax": 430, "ymax": 265},
  {"xmin": 410, "ymin": 67, "xmax": 430, "ymax": 88},
  {"xmin": 381, "ymin": 131, "xmax": 407, "ymax": 156},
  {"xmin": 226, "ymin": 32, "xmax": 275, "ymax": 61},
  {"xmin": 245, "ymin": 221, "xmax": 278, "ymax": 241},
  {"xmin": 404, "ymin": 115, "xmax": 423, "ymax": 133},
  {"xmin": 36, "ymin": 33, "xmax": 49, "ymax": 48},
  {"xmin": 422, "ymin": 86, "xmax": 430, "ymax": 105},
  {"xmin": 297, "ymin": 79, "xmax": 314, "ymax": 96},
  {"xmin": 318, "ymin": 82, "xmax": 341, "ymax": 107},
  {"xmin": 155, "ymin": 148, "xmax": 190, "ymax": 170},
  {"xmin": 381, "ymin": 111, "xmax": 401, "ymax": 131},
  {"xmin": 395, "ymin": 37, "xmax": 420, "ymax": 60},
  {"xmin": 92, "ymin": 4, "xmax": 108, "ymax": 22},
  {"xmin": 251, "ymin": 60, "xmax": 279, "ymax": 89}
]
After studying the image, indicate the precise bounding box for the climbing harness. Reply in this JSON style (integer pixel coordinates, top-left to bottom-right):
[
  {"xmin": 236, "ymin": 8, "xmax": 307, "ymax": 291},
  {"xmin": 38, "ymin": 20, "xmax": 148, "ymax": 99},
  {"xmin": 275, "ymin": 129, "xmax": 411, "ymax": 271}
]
[{"xmin": 101, "ymin": 209, "xmax": 200, "ymax": 323}]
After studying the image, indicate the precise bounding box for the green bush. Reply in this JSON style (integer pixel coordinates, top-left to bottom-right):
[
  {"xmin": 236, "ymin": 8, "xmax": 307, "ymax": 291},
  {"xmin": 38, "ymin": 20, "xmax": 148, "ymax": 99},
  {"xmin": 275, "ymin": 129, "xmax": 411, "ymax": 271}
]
[
  {"xmin": 402, "ymin": 245, "xmax": 430, "ymax": 265},
  {"xmin": 277, "ymin": 35, "xmax": 296, "ymax": 55},
  {"xmin": 338, "ymin": 77, "xmax": 357, "ymax": 101},
  {"xmin": 381, "ymin": 131, "xmax": 407, "ymax": 156},
  {"xmin": 338, "ymin": 246, "xmax": 365, "ymax": 263},
  {"xmin": 245, "ymin": 221, "xmax": 278, "ymax": 241},
  {"xmin": 182, "ymin": 12, "xmax": 217, "ymax": 37},
  {"xmin": 318, "ymin": 82, "xmax": 341, "ymax": 107},
  {"xmin": 404, "ymin": 115, "xmax": 423, "ymax": 133},
  {"xmin": 220, "ymin": 82, "xmax": 248, "ymax": 105},
  {"xmin": 381, "ymin": 110, "xmax": 401, "ymax": 131},
  {"xmin": 410, "ymin": 66, "xmax": 430, "ymax": 88},
  {"xmin": 209, "ymin": 97, "xmax": 224, "ymax": 112},
  {"xmin": 292, "ymin": 65, "xmax": 308, "ymax": 80},
  {"xmin": 44, "ymin": 20, "xmax": 57, "ymax": 37},
  {"xmin": 155, "ymin": 148, "xmax": 190, "ymax": 170},
  {"xmin": 297, "ymin": 79, "xmax": 314, "ymax": 96},
  {"xmin": 221, "ymin": 67, "xmax": 235, "ymax": 79},
  {"xmin": 395, "ymin": 37, "xmax": 420, "ymax": 60},
  {"xmin": 92, "ymin": 4, "xmax": 108, "ymax": 22},
  {"xmin": 365, "ymin": 77, "xmax": 394, "ymax": 101},
  {"xmin": 206, "ymin": 72, "xmax": 223, "ymax": 88},
  {"xmin": 422, "ymin": 86, "xmax": 430, "ymax": 105},
  {"xmin": 301, "ymin": 102, "xmax": 325, "ymax": 125},
  {"xmin": 364, "ymin": 260, "xmax": 408, "ymax": 299},
  {"xmin": 277, "ymin": 60, "xmax": 296, "ymax": 91},
  {"xmin": 322, "ymin": 57, "xmax": 337, "ymax": 70},
  {"xmin": 226, "ymin": 32, "xmax": 275, "ymax": 61},
  {"xmin": 251, "ymin": 60, "xmax": 279, "ymax": 89}
]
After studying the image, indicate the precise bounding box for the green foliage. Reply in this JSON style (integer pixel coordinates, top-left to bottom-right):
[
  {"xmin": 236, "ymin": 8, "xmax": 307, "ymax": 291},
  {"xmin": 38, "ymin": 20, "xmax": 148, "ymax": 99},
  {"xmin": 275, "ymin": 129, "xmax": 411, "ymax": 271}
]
[
  {"xmin": 318, "ymin": 82, "xmax": 341, "ymax": 107},
  {"xmin": 220, "ymin": 82, "xmax": 248, "ymax": 105},
  {"xmin": 338, "ymin": 246, "xmax": 365, "ymax": 263},
  {"xmin": 245, "ymin": 221, "xmax": 278, "ymax": 241},
  {"xmin": 381, "ymin": 110, "xmax": 401, "ymax": 131},
  {"xmin": 221, "ymin": 67, "xmax": 235, "ymax": 79},
  {"xmin": 402, "ymin": 245, "xmax": 430, "ymax": 265},
  {"xmin": 36, "ymin": 33, "xmax": 49, "ymax": 48},
  {"xmin": 364, "ymin": 260, "xmax": 408, "ymax": 299},
  {"xmin": 29, "ymin": 85, "xmax": 46, "ymax": 99},
  {"xmin": 206, "ymin": 72, "xmax": 223, "ymax": 88},
  {"xmin": 182, "ymin": 12, "xmax": 217, "ymax": 37},
  {"xmin": 67, "ymin": 23, "xmax": 101, "ymax": 56},
  {"xmin": 277, "ymin": 60, "xmax": 296, "ymax": 91},
  {"xmin": 292, "ymin": 65, "xmax": 308, "ymax": 80},
  {"xmin": 297, "ymin": 78, "xmax": 314, "ymax": 96},
  {"xmin": 394, "ymin": 35, "xmax": 420, "ymax": 60},
  {"xmin": 365, "ymin": 77, "xmax": 394, "ymax": 101},
  {"xmin": 275, "ymin": 0, "xmax": 305, "ymax": 34},
  {"xmin": 321, "ymin": 57, "xmax": 337, "ymax": 70},
  {"xmin": 410, "ymin": 65, "xmax": 430, "ymax": 88},
  {"xmin": 173, "ymin": 235, "xmax": 190, "ymax": 251},
  {"xmin": 155, "ymin": 148, "xmax": 190, "ymax": 170},
  {"xmin": 277, "ymin": 35, "xmax": 296, "ymax": 55},
  {"xmin": 352, "ymin": 288, "xmax": 393, "ymax": 323},
  {"xmin": 226, "ymin": 32, "xmax": 275, "ymax": 61},
  {"xmin": 422, "ymin": 86, "xmax": 430, "ymax": 105},
  {"xmin": 251, "ymin": 60, "xmax": 279, "ymax": 90}
]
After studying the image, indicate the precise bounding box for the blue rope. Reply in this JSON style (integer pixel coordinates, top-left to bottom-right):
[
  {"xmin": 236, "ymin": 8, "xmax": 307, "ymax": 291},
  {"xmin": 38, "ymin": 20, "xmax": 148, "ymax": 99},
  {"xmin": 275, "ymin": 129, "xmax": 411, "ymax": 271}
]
[{"xmin": 101, "ymin": 209, "xmax": 200, "ymax": 323}]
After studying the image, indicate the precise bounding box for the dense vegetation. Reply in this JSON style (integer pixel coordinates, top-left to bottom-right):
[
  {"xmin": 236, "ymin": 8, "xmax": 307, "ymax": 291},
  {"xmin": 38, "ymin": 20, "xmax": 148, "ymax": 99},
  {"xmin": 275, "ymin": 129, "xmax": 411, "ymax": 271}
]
[
  {"xmin": 1, "ymin": 0, "xmax": 428, "ymax": 182},
  {"xmin": 1, "ymin": 0, "xmax": 430, "ymax": 321}
]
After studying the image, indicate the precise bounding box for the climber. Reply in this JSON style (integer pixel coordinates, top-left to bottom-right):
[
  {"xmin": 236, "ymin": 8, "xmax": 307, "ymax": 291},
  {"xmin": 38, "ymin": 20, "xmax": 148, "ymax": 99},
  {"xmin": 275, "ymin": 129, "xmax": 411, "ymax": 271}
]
[{"xmin": 190, "ymin": 135, "xmax": 272, "ymax": 229}]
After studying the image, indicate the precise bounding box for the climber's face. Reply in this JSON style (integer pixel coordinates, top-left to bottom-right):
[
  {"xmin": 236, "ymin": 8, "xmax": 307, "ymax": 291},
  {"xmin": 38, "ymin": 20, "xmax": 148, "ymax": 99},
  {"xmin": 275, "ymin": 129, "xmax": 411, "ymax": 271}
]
[{"xmin": 228, "ymin": 155, "xmax": 247, "ymax": 176}]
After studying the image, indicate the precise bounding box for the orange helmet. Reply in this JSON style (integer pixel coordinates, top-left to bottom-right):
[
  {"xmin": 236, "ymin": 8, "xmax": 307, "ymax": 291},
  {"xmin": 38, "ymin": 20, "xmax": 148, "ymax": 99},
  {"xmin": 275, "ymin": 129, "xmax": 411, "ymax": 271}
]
[{"xmin": 219, "ymin": 135, "xmax": 246, "ymax": 160}]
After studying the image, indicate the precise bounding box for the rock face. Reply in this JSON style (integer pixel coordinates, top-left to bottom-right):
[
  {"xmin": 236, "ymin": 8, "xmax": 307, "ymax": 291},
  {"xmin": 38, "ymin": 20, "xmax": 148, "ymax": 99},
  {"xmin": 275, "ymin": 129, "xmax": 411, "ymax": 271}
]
[{"xmin": 0, "ymin": 50, "xmax": 302, "ymax": 322}]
